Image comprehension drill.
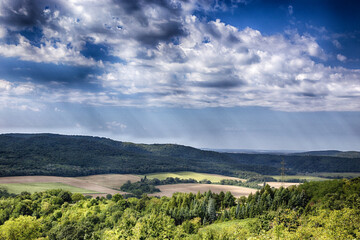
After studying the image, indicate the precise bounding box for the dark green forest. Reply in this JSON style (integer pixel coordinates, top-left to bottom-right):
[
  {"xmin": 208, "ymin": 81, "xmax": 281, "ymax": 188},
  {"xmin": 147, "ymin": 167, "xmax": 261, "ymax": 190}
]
[
  {"xmin": 1, "ymin": 178, "xmax": 359, "ymax": 239},
  {"xmin": 1, "ymin": 134, "xmax": 359, "ymax": 177}
]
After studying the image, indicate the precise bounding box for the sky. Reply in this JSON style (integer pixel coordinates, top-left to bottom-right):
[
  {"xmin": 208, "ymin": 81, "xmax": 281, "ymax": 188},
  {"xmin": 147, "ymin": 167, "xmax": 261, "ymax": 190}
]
[{"xmin": 0, "ymin": 0, "xmax": 360, "ymax": 151}]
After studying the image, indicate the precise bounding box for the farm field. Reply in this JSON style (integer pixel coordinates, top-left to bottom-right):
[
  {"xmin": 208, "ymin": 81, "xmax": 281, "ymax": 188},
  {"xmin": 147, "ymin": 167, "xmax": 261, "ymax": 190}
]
[
  {"xmin": 0, "ymin": 182, "xmax": 99, "ymax": 194},
  {"xmin": 0, "ymin": 176, "xmax": 126, "ymax": 196},
  {"xmin": 77, "ymin": 174, "xmax": 141, "ymax": 189},
  {"xmin": 271, "ymin": 175, "xmax": 329, "ymax": 181},
  {"xmin": 264, "ymin": 182, "xmax": 300, "ymax": 188},
  {"xmin": 149, "ymin": 183, "xmax": 257, "ymax": 198},
  {"xmin": 0, "ymin": 174, "xmax": 256, "ymax": 197},
  {"xmin": 143, "ymin": 171, "xmax": 245, "ymax": 183}
]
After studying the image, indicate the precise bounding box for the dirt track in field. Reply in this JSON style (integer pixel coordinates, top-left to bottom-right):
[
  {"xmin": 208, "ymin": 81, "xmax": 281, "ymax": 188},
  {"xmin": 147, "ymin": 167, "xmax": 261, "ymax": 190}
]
[
  {"xmin": 0, "ymin": 176, "xmax": 127, "ymax": 195},
  {"xmin": 149, "ymin": 183, "xmax": 257, "ymax": 198}
]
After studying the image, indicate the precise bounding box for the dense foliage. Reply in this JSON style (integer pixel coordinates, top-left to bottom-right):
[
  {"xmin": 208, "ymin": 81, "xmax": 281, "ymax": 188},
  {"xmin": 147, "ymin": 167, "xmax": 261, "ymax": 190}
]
[
  {"xmin": 0, "ymin": 178, "xmax": 359, "ymax": 239},
  {"xmin": 120, "ymin": 177, "xmax": 199, "ymax": 196},
  {"xmin": 1, "ymin": 134, "xmax": 359, "ymax": 178},
  {"xmin": 219, "ymin": 179, "xmax": 262, "ymax": 189}
]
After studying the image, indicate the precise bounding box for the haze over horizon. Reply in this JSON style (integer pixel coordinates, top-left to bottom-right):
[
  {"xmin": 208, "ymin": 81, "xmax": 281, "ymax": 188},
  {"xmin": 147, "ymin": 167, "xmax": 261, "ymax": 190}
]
[{"xmin": 0, "ymin": 0, "xmax": 359, "ymax": 151}]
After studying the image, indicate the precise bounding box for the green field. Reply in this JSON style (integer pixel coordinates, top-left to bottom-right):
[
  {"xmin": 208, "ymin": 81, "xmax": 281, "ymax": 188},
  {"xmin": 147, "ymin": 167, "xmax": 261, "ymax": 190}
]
[
  {"xmin": 0, "ymin": 182, "xmax": 100, "ymax": 194},
  {"xmin": 310, "ymin": 172, "xmax": 360, "ymax": 178},
  {"xmin": 142, "ymin": 171, "xmax": 241, "ymax": 183},
  {"xmin": 271, "ymin": 175, "xmax": 328, "ymax": 181}
]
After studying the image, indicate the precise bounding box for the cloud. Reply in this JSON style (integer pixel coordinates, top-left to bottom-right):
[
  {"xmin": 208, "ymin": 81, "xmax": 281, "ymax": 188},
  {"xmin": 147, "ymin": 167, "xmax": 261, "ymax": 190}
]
[
  {"xmin": 332, "ymin": 39, "xmax": 342, "ymax": 49},
  {"xmin": 288, "ymin": 5, "xmax": 293, "ymax": 15},
  {"xmin": 0, "ymin": 35, "xmax": 98, "ymax": 65},
  {"xmin": 0, "ymin": 26, "xmax": 6, "ymax": 38},
  {"xmin": 0, "ymin": 0, "xmax": 54, "ymax": 29},
  {"xmin": 0, "ymin": 0, "xmax": 359, "ymax": 112},
  {"xmin": 0, "ymin": 79, "xmax": 42, "ymax": 111},
  {"xmin": 0, "ymin": 79, "xmax": 34, "ymax": 95},
  {"xmin": 337, "ymin": 54, "xmax": 347, "ymax": 62},
  {"xmin": 106, "ymin": 121, "xmax": 127, "ymax": 131}
]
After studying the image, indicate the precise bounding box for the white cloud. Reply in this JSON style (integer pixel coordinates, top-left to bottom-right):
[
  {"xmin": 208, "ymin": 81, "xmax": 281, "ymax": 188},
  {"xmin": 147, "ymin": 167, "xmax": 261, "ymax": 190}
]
[
  {"xmin": 337, "ymin": 54, "xmax": 347, "ymax": 62},
  {"xmin": 0, "ymin": 0, "xmax": 359, "ymax": 112},
  {"xmin": 0, "ymin": 79, "xmax": 43, "ymax": 111},
  {"xmin": 0, "ymin": 79, "xmax": 34, "ymax": 95},
  {"xmin": 94, "ymin": 17, "xmax": 360, "ymax": 111},
  {"xmin": 106, "ymin": 121, "xmax": 127, "ymax": 130},
  {"xmin": 0, "ymin": 35, "xmax": 98, "ymax": 66},
  {"xmin": 0, "ymin": 79, "xmax": 12, "ymax": 91}
]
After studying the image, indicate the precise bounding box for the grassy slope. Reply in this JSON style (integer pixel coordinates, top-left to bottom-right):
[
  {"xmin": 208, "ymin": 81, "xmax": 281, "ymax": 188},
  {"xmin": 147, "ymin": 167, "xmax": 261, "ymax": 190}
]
[
  {"xmin": 143, "ymin": 171, "xmax": 243, "ymax": 183},
  {"xmin": 0, "ymin": 182, "xmax": 100, "ymax": 194}
]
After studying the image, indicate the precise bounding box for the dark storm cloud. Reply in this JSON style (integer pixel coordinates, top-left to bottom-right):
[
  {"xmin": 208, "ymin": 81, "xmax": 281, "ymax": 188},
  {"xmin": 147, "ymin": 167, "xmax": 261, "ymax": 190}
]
[
  {"xmin": 196, "ymin": 79, "xmax": 244, "ymax": 88},
  {"xmin": 296, "ymin": 92, "xmax": 328, "ymax": 98},
  {"xmin": 0, "ymin": 0, "xmax": 46, "ymax": 28},
  {"xmin": 135, "ymin": 21, "xmax": 188, "ymax": 47},
  {"xmin": 0, "ymin": 0, "xmax": 64, "ymax": 29},
  {"xmin": 111, "ymin": 0, "xmax": 187, "ymax": 47},
  {"xmin": 0, "ymin": 57, "xmax": 102, "ymax": 89},
  {"xmin": 113, "ymin": 0, "xmax": 184, "ymax": 17}
]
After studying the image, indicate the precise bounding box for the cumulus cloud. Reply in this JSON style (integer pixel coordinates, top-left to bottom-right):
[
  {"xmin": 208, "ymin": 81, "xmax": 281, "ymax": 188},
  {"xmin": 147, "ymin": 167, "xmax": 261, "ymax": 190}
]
[
  {"xmin": 0, "ymin": 35, "xmax": 97, "ymax": 65},
  {"xmin": 337, "ymin": 54, "xmax": 347, "ymax": 62},
  {"xmin": 0, "ymin": 0, "xmax": 359, "ymax": 112},
  {"xmin": 0, "ymin": 79, "xmax": 35, "ymax": 94},
  {"xmin": 0, "ymin": 79, "xmax": 42, "ymax": 111}
]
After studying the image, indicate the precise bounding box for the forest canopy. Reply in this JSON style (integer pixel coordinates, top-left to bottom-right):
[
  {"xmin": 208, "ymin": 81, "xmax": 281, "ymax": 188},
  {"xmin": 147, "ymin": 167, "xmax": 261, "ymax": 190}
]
[{"xmin": 0, "ymin": 178, "xmax": 359, "ymax": 239}]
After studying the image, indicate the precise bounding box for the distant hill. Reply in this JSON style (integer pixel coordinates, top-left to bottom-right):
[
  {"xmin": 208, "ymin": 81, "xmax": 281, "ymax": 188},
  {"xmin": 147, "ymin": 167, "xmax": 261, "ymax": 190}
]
[
  {"xmin": 0, "ymin": 133, "xmax": 359, "ymax": 177},
  {"xmin": 291, "ymin": 150, "xmax": 360, "ymax": 158}
]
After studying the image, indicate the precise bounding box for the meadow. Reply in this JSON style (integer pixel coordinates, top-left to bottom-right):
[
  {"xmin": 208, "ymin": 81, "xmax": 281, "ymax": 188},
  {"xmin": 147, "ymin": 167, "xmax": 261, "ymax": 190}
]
[
  {"xmin": 0, "ymin": 182, "xmax": 99, "ymax": 194},
  {"xmin": 1, "ymin": 171, "xmax": 350, "ymax": 198},
  {"xmin": 0, "ymin": 176, "xmax": 126, "ymax": 196},
  {"xmin": 76, "ymin": 174, "xmax": 141, "ymax": 189}
]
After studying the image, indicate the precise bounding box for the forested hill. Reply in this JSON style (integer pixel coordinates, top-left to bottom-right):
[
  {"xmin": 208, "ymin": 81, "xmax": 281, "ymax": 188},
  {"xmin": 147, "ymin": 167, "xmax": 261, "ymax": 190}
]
[
  {"xmin": 0, "ymin": 133, "xmax": 359, "ymax": 177},
  {"xmin": 290, "ymin": 150, "xmax": 360, "ymax": 158}
]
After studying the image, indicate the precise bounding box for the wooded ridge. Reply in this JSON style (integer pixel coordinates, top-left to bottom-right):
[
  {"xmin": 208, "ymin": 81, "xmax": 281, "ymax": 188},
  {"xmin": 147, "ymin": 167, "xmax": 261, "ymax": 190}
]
[{"xmin": 0, "ymin": 133, "xmax": 359, "ymax": 177}]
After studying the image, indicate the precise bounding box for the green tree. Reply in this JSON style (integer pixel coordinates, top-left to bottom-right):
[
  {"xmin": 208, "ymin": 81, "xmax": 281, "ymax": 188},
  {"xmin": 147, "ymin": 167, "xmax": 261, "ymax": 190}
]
[
  {"xmin": 207, "ymin": 198, "xmax": 216, "ymax": 223},
  {"xmin": 0, "ymin": 216, "xmax": 42, "ymax": 240},
  {"xmin": 133, "ymin": 211, "xmax": 176, "ymax": 239}
]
